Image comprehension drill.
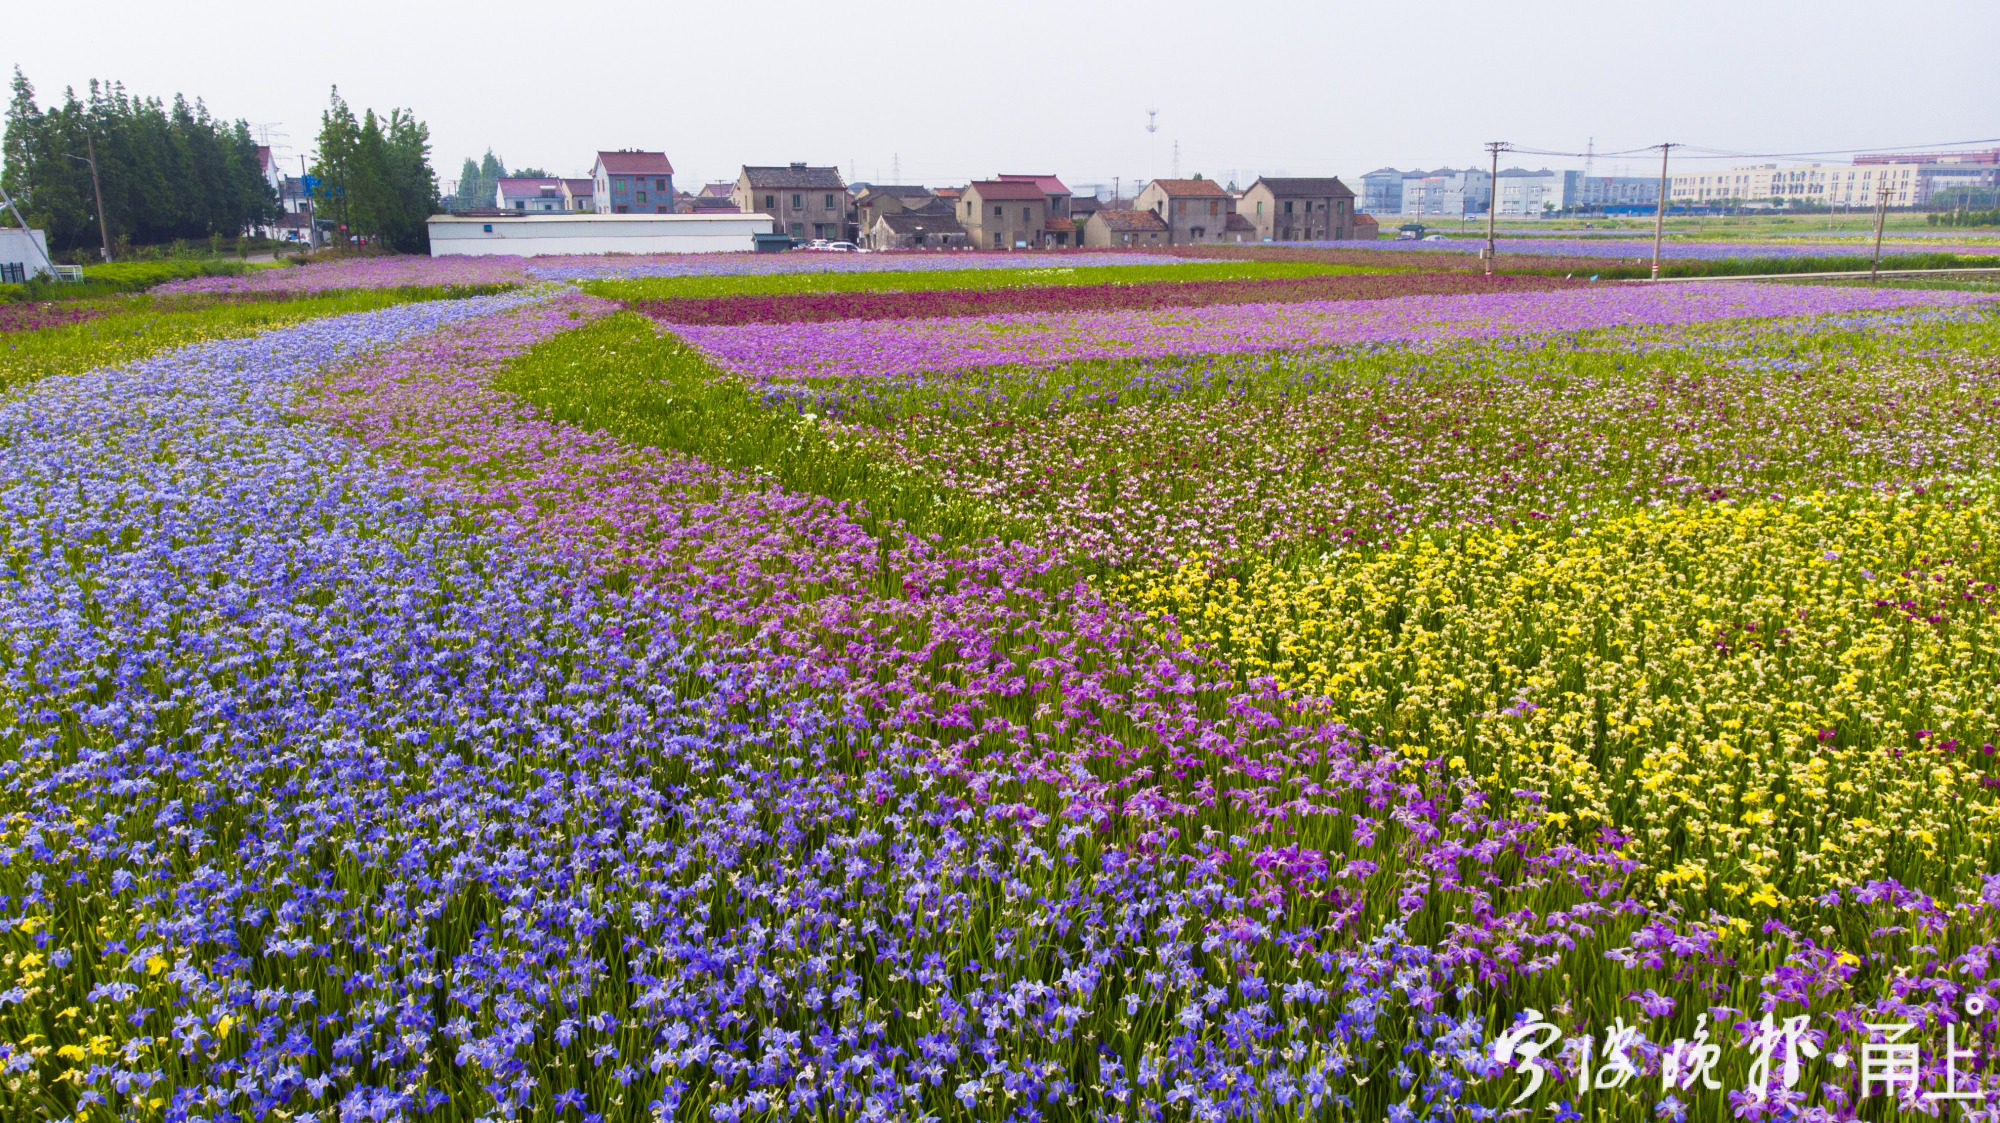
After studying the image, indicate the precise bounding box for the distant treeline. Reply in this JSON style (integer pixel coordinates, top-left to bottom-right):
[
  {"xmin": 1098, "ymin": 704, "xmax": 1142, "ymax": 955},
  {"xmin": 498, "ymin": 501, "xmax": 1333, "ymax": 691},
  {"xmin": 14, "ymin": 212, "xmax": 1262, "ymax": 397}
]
[{"xmin": 2, "ymin": 69, "xmax": 277, "ymax": 254}]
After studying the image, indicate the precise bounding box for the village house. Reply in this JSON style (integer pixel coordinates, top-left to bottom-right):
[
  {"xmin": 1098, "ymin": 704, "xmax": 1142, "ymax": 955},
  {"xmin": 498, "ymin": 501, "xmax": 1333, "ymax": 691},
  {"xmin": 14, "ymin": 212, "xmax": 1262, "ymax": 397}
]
[
  {"xmin": 958, "ymin": 180, "xmax": 1050, "ymax": 250},
  {"xmin": 591, "ymin": 150, "xmax": 676, "ymax": 214},
  {"xmin": 496, "ymin": 177, "xmax": 566, "ymax": 213},
  {"xmin": 867, "ymin": 210, "xmax": 968, "ymax": 251},
  {"xmin": 1235, "ymin": 176, "xmax": 1358, "ymax": 241},
  {"xmin": 734, "ymin": 163, "xmax": 850, "ymax": 243},
  {"xmin": 560, "ymin": 178, "xmax": 594, "ymax": 212},
  {"xmin": 998, "ymin": 175, "xmax": 1079, "ymax": 246},
  {"xmin": 853, "ymin": 185, "xmax": 936, "ymax": 239},
  {"xmin": 1082, "ymin": 208, "xmax": 1169, "ymax": 248},
  {"xmin": 1134, "ymin": 178, "xmax": 1234, "ymax": 244}
]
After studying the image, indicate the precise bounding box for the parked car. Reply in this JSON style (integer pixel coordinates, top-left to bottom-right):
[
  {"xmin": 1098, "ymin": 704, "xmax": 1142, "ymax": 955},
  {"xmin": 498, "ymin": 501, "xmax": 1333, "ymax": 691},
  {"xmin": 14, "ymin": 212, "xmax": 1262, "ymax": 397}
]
[
  {"xmin": 824, "ymin": 241, "xmax": 865, "ymax": 253},
  {"xmin": 1422, "ymin": 234, "xmax": 1448, "ymax": 242}
]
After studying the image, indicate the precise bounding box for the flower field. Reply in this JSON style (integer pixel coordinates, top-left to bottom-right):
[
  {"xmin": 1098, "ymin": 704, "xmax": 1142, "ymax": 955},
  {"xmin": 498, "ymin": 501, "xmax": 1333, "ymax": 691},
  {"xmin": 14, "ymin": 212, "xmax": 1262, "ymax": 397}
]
[{"xmin": 6, "ymin": 254, "xmax": 2000, "ymax": 1122}]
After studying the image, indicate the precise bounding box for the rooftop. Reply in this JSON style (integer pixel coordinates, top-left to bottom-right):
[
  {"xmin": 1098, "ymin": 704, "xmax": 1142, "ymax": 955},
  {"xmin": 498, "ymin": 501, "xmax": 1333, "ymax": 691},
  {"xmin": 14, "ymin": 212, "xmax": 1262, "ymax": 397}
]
[
  {"xmin": 1251, "ymin": 176, "xmax": 1354, "ymax": 197},
  {"xmin": 967, "ymin": 180, "xmax": 1048, "ymax": 202},
  {"xmin": 742, "ymin": 163, "xmax": 847, "ymax": 189},
  {"xmin": 998, "ymin": 173, "xmax": 1072, "ymax": 196},
  {"xmin": 594, "ymin": 150, "xmax": 676, "ymax": 176},
  {"xmin": 1095, "ymin": 209, "xmax": 1168, "ymax": 232},
  {"xmin": 1148, "ymin": 178, "xmax": 1228, "ymax": 198}
]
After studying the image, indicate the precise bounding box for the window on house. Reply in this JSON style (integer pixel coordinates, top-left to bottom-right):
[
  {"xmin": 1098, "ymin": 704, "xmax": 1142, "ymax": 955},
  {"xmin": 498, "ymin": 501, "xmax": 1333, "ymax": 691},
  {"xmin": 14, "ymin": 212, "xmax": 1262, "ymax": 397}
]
[
  {"xmin": 1256, "ymin": 201, "xmax": 1263, "ymax": 215},
  {"xmin": 1023, "ymin": 207, "xmax": 1032, "ymax": 221},
  {"xmin": 657, "ymin": 178, "xmax": 668, "ymax": 191},
  {"xmin": 1283, "ymin": 201, "xmax": 1293, "ymax": 214},
  {"xmin": 765, "ymin": 194, "xmax": 776, "ymax": 208},
  {"xmin": 824, "ymin": 193, "xmax": 835, "ymax": 208},
  {"xmin": 1209, "ymin": 201, "xmax": 1218, "ymax": 216},
  {"xmin": 636, "ymin": 191, "xmax": 647, "ymax": 204},
  {"xmin": 614, "ymin": 204, "xmax": 629, "ymax": 214},
  {"xmin": 792, "ymin": 194, "xmax": 802, "ymax": 209},
  {"xmin": 614, "ymin": 178, "xmax": 626, "ymax": 192},
  {"xmin": 993, "ymin": 232, "xmax": 1002, "ymax": 247},
  {"xmin": 658, "ymin": 204, "xmax": 671, "ymax": 213},
  {"xmin": 790, "ymin": 222, "xmax": 803, "ymax": 237},
  {"xmin": 994, "ymin": 205, "xmax": 1003, "ymax": 217},
  {"xmin": 515, "ymin": 201, "xmax": 525, "ymax": 210}
]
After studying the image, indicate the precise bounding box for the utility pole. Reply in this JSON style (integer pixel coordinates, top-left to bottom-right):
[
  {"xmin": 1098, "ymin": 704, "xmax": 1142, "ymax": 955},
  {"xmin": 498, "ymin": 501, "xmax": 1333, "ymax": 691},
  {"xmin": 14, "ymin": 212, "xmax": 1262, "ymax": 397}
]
[
  {"xmin": 1484, "ymin": 141, "xmax": 1507, "ymax": 276},
  {"xmin": 1171, "ymin": 139, "xmax": 1180, "ymax": 180},
  {"xmin": 1870, "ymin": 182, "xmax": 1890, "ymax": 282},
  {"xmin": 1650, "ymin": 142, "xmax": 1675, "ymax": 280},
  {"xmin": 65, "ymin": 135, "xmax": 113, "ymax": 263}
]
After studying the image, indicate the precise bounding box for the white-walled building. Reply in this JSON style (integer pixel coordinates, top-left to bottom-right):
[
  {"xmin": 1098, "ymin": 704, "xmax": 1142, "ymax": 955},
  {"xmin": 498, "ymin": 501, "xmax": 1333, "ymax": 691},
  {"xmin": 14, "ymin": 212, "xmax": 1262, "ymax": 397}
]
[
  {"xmin": 1400, "ymin": 168, "xmax": 1491, "ymax": 216},
  {"xmin": 1, "ymin": 227, "xmax": 53, "ymax": 282},
  {"xmin": 1670, "ymin": 162, "xmax": 1927, "ymax": 207},
  {"xmin": 426, "ymin": 212, "xmax": 775, "ymax": 257},
  {"xmin": 1493, "ymin": 169, "xmax": 1580, "ymax": 216}
]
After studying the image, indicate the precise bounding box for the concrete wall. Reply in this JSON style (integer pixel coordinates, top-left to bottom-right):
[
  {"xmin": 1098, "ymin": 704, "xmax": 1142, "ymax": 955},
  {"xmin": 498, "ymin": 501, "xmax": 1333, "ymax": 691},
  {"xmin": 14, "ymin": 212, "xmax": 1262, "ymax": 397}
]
[{"xmin": 428, "ymin": 214, "xmax": 775, "ymax": 257}]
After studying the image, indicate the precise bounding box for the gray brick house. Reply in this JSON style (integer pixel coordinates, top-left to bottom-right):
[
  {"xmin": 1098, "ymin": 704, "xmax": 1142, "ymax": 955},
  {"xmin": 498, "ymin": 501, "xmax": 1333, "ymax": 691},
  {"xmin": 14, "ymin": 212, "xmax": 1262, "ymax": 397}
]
[
  {"xmin": 733, "ymin": 164, "xmax": 850, "ymax": 243},
  {"xmin": 1236, "ymin": 177, "xmax": 1358, "ymax": 241}
]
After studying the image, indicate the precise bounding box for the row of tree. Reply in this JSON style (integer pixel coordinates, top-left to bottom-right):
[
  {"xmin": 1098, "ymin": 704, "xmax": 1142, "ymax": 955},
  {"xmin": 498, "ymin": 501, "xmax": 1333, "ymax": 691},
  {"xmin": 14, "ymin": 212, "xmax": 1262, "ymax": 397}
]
[
  {"xmin": 1, "ymin": 73, "xmax": 446, "ymax": 256},
  {"xmin": 453, "ymin": 152, "xmax": 551, "ymax": 213},
  {"xmin": 309, "ymin": 88, "xmax": 439, "ymax": 254},
  {"xmin": 2, "ymin": 69, "xmax": 277, "ymax": 254}
]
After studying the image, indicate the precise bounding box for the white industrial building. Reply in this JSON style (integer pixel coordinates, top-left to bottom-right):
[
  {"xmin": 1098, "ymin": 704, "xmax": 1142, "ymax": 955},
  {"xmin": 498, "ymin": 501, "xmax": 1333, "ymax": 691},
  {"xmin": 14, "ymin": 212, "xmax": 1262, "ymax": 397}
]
[
  {"xmin": 427, "ymin": 212, "xmax": 776, "ymax": 257},
  {"xmin": 0, "ymin": 227, "xmax": 53, "ymax": 282}
]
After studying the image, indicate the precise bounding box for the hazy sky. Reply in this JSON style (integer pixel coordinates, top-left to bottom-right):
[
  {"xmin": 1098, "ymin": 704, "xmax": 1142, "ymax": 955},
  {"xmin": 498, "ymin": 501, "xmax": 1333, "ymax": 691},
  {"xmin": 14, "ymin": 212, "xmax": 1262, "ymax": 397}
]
[{"xmin": 11, "ymin": 0, "xmax": 1999, "ymax": 194}]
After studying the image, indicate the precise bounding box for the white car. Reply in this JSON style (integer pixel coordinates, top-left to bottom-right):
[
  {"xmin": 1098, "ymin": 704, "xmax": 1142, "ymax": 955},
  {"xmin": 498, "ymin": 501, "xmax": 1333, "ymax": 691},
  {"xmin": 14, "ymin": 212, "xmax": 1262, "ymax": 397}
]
[
  {"xmin": 1422, "ymin": 234, "xmax": 1449, "ymax": 242},
  {"xmin": 824, "ymin": 241, "xmax": 866, "ymax": 253}
]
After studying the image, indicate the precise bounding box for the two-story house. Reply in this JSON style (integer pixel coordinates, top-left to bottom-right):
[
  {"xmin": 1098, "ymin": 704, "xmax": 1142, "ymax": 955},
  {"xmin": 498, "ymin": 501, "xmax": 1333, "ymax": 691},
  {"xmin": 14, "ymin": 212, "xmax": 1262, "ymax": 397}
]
[
  {"xmin": 996, "ymin": 174, "xmax": 1078, "ymax": 246},
  {"xmin": 496, "ymin": 177, "xmax": 566, "ymax": 213},
  {"xmin": 561, "ymin": 178, "xmax": 594, "ymax": 212},
  {"xmin": 1135, "ymin": 178, "xmax": 1234, "ymax": 244},
  {"xmin": 1235, "ymin": 177, "xmax": 1358, "ymax": 242},
  {"xmin": 592, "ymin": 150, "xmax": 676, "ymax": 214},
  {"xmin": 959, "ymin": 180, "xmax": 1049, "ymax": 250},
  {"xmin": 733, "ymin": 164, "xmax": 849, "ymax": 243}
]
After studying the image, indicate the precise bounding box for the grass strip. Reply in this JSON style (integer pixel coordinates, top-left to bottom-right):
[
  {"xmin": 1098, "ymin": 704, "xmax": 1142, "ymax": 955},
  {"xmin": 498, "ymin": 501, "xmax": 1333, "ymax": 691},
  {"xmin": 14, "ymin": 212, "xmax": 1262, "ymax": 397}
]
[
  {"xmin": 1, "ymin": 283, "xmax": 517, "ymax": 391},
  {"xmin": 579, "ymin": 259, "xmax": 1394, "ymax": 301}
]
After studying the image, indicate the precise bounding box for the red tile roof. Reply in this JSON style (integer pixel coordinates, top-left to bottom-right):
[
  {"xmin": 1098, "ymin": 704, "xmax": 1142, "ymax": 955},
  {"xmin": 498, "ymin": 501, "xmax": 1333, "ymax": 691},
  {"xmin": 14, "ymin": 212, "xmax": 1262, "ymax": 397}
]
[
  {"xmin": 594, "ymin": 150, "xmax": 676, "ymax": 175},
  {"xmin": 562, "ymin": 178, "xmax": 594, "ymax": 196},
  {"xmin": 998, "ymin": 173, "xmax": 1072, "ymax": 196},
  {"xmin": 1044, "ymin": 216, "xmax": 1078, "ymax": 233},
  {"xmin": 968, "ymin": 180, "xmax": 1048, "ymax": 202},
  {"xmin": 1148, "ymin": 178, "xmax": 1228, "ymax": 198}
]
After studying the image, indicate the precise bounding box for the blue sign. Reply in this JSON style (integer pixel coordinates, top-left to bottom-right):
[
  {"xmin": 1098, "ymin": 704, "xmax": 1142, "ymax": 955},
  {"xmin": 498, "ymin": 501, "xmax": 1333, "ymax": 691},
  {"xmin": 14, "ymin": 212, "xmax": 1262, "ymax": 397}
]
[{"xmin": 301, "ymin": 175, "xmax": 320, "ymax": 192}]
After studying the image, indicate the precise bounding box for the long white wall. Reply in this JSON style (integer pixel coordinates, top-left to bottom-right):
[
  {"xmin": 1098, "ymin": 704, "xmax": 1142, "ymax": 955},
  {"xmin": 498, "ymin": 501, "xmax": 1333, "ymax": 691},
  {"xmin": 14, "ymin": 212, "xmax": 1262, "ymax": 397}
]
[{"xmin": 427, "ymin": 213, "xmax": 775, "ymax": 257}]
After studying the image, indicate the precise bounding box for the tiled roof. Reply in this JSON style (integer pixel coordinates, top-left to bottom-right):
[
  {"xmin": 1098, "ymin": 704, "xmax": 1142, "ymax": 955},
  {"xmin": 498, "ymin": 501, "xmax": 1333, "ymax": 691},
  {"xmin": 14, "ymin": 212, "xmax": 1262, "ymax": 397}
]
[
  {"xmin": 967, "ymin": 180, "xmax": 1048, "ymax": 202},
  {"xmin": 879, "ymin": 211, "xmax": 964, "ymax": 235},
  {"xmin": 932, "ymin": 187, "xmax": 963, "ymax": 199},
  {"xmin": 1095, "ymin": 209, "xmax": 1168, "ymax": 232},
  {"xmin": 498, "ymin": 177, "xmax": 564, "ymax": 196},
  {"xmin": 1148, "ymin": 178, "xmax": 1228, "ymax": 198},
  {"xmin": 998, "ymin": 173, "xmax": 1071, "ymax": 196},
  {"xmin": 1251, "ymin": 176, "xmax": 1354, "ymax": 198},
  {"xmin": 562, "ymin": 178, "xmax": 594, "ymax": 196},
  {"xmin": 1044, "ymin": 216, "xmax": 1077, "ymax": 233},
  {"xmin": 686, "ymin": 197, "xmax": 739, "ymax": 212},
  {"xmin": 1355, "ymin": 212, "xmax": 1379, "ymax": 225},
  {"xmin": 698, "ymin": 182, "xmax": 735, "ymax": 197},
  {"xmin": 595, "ymin": 150, "xmax": 676, "ymax": 175},
  {"xmin": 742, "ymin": 164, "xmax": 847, "ymax": 189},
  {"xmin": 1223, "ymin": 212, "xmax": 1256, "ymax": 231}
]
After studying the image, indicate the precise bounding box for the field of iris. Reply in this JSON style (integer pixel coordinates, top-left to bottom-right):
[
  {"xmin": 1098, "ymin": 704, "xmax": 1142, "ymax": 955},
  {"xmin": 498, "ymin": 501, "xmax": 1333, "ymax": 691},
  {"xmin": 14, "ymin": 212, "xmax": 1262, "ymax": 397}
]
[{"xmin": 5, "ymin": 247, "xmax": 2000, "ymax": 1122}]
